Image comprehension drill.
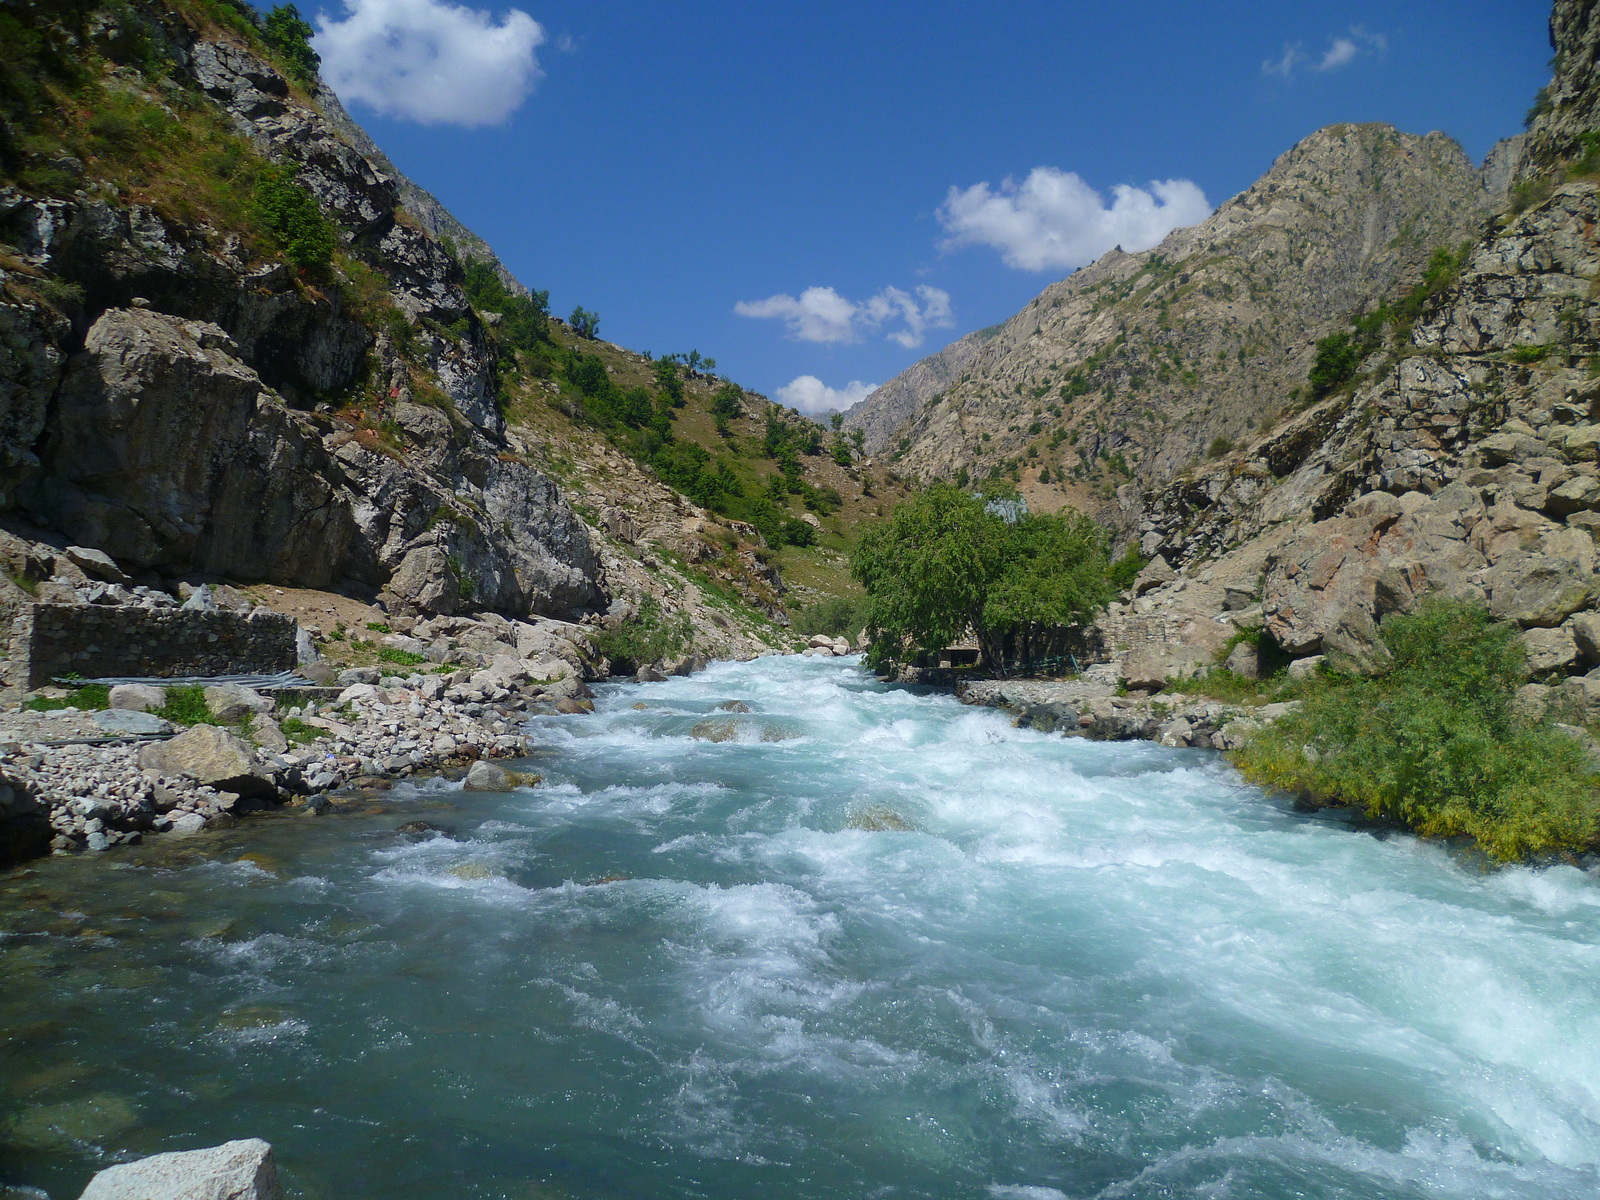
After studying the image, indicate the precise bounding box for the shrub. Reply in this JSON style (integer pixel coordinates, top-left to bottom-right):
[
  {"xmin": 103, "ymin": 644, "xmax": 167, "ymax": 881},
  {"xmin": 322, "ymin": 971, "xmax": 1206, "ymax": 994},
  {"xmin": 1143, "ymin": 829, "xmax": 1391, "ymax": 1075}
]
[
  {"xmin": 794, "ymin": 596, "xmax": 865, "ymax": 639},
  {"xmin": 1232, "ymin": 598, "xmax": 1600, "ymax": 861},
  {"xmin": 594, "ymin": 596, "xmax": 692, "ymax": 671},
  {"xmin": 1107, "ymin": 544, "xmax": 1147, "ymax": 590},
  {"xmin": 1307, "ymin": 331, "xmax": 1360, "ymax": 397},
  {"xmin": 569, "ymin": 306, "xmax": 600, "ymax": 339},
  {"xmin": 253, "ymin": 163, "xmax": 335, "ymax": 270}
]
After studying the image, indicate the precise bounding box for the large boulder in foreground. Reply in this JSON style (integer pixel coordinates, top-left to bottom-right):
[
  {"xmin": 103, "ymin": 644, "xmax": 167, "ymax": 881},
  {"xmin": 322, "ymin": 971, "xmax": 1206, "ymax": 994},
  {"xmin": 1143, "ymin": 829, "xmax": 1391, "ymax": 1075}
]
[
  {"xmin": 138, "ymin": 725, "xmax": 276, "ymax": 798},
  {"xmin": 78, "ymin": 1137, "xmax": 283, "ymax": 1200}
]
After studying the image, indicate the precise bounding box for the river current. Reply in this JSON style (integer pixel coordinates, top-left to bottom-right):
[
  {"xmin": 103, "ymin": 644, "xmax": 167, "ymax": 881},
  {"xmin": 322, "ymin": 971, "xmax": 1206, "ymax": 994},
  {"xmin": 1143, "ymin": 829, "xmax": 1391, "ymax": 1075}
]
[{"xmin": 2, "ymin": 655, "xmax": 1599, "ymax": 1199}]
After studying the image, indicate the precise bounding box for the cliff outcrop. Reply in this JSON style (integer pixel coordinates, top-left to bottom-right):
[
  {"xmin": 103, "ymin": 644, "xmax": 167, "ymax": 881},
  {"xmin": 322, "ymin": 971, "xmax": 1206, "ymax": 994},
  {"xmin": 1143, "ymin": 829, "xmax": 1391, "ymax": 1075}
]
[{"xmin": 1, "ymin": 0, "xmax": 602, "ymax": 623}]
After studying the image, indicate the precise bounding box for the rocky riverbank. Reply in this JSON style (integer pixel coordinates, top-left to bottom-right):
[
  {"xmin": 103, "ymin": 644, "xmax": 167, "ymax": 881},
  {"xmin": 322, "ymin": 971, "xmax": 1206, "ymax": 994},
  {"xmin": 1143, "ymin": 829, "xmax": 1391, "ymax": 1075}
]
[
  {"xmin": 0, "ymin": 599, "xmax": 642, "ymax": 863},
  {"xmin": 955, "ymin": 674, "xmax": 1298, "ymax": 751}
]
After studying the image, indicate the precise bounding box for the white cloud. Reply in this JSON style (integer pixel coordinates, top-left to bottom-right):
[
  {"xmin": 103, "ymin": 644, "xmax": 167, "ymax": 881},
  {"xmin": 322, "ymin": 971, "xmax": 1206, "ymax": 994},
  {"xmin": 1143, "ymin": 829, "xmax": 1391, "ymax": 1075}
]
[
  {"xmin": 937, "ymin": 168, "xmax": 1211, "ymax": 272},
  {"xmin": 315, "ymin": 0, "xmax": 545, "ymax": 126},
  {"xmin": 1262, "ymin": 42, "xmax": 1303, "ymax": 77},
  {"xmin": 774, "ymin": 376, "xmax": 878, "ymax": 415},
  {"xmin": 735, "ymin": 286, "xmax": 859, "ymax": 343},
  {"xmin": 735, "ymin": 284, "xmax": 953, "ymax": 347},
  {"xmin": 1317, "ymin": 36, "xmax": 1359, "ymax": 70},
  {"xmin": 1265, "ymin": 27, "xmax": 1386, "ymax": 80}
]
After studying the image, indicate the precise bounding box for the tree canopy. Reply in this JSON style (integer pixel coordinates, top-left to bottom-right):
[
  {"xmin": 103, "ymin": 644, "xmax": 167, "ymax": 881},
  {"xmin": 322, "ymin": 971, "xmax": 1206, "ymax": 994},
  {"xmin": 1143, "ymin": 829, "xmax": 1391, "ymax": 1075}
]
[{"xmin": 850, "ymin": 484, "xmax": 1113, "ymax": 672}]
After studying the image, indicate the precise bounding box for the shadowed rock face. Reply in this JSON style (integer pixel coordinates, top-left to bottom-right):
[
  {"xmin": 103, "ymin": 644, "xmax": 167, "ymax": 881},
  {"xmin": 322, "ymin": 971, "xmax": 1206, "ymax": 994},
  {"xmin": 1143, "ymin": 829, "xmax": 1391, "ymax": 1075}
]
[
  {"xmin": 1096, "ymin": 1, "xmax": 1600, "ymax": 681},
  {"xmin": 0, "ymin": 1, "xmax": 602, "ymax": 620},
  {"xmin": 853, "ymin": 122, "xmax": 1509, "ymax": 510}
]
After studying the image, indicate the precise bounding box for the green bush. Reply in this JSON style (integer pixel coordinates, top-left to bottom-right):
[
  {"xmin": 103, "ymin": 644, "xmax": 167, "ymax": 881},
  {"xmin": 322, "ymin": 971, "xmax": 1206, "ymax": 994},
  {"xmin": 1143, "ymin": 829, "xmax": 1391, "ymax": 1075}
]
[
  {"xmin": 1307, "ymin": 332, "xmax": 1360, "ymax": 397},
  {"xmin": 594, "ymin": 596, "xmax": 692, "ymax": 671},
  {"xmin": 1232, "ymin": 598, "xmax": 1600, "ymax": 861},
  {"xmin": 1107, "ymin": 544, "xmax": 1147, "ymax": 590},
  {"xmin": 793, "ymin": 596, "xmax": 865, "ymax": 639},
  {"xmin": 253, "ymin": 163, "xmax": 335, "ymax": 270}
]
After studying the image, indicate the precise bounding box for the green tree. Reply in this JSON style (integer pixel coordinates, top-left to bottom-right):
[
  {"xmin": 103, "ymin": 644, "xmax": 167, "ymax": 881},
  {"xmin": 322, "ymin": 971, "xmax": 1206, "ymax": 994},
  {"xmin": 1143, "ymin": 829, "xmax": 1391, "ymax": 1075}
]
[
  {"xmin": 710, "ymin": 383, "xmax": 743, "ymax": 420},
  {"xmin": 1307, "ymin": 331, "xmax": 1359, "ymax": 397},
  {"xmin": 263, "ymin": 4, "xmax": 320, "ymax": 83},
  {"xmin": 850, "ymin": 485, "xmax": 1111, "ymax": 672},
  {"xmin": 569, "ymin": 306, "xmax": 600, "ymax": 339}
]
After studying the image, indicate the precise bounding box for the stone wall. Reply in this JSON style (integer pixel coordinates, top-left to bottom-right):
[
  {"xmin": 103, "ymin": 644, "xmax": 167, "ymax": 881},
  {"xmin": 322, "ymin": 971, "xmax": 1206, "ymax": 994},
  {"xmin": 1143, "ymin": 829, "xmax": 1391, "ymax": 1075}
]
[{"xmin": 8, "ymin": 603, "xmax": 297, "ymax": 687}]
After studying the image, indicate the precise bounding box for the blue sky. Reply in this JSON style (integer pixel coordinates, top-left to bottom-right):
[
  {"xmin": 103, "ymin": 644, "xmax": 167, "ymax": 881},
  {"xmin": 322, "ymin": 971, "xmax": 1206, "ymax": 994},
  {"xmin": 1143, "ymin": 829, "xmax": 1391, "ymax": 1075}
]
[{"xmin": 297, "ymin": 0, "xmax": 1552, "ymax": 411}]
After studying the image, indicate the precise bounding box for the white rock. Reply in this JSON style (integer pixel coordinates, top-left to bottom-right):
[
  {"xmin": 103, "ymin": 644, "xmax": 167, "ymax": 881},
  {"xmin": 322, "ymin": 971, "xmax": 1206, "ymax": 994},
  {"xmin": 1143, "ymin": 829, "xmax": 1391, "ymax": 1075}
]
[
  {"xmin": 1287, "ymin": 656, "xmax": 1326, "ymax": 681},
  {"xmin": 78, "ymin": 1137, "xmax": 283, "ymax": 1200}
]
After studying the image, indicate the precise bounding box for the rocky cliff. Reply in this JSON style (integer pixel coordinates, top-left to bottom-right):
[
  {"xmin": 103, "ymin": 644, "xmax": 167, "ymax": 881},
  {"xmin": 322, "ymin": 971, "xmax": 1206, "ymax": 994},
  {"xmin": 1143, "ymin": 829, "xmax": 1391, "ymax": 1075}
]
[
  {"xmin": 1095, "ymin": 0, "xmax": 1600, "ymax": 703},
  {"xmin": 851, "ymin": 123, "xmax": 1515, "ymax": 521},
  {"xmin": 0, "ymin": 0, "xmax": 605, "ymax": 622}
]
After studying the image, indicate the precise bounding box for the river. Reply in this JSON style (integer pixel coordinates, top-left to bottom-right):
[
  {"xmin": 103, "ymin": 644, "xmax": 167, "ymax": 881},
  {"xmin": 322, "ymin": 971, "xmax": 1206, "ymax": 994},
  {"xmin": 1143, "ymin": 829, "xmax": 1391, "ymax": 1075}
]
[{"xmin": 2, "ymin": 655, "xmax": 1598, "ymax": 1199}]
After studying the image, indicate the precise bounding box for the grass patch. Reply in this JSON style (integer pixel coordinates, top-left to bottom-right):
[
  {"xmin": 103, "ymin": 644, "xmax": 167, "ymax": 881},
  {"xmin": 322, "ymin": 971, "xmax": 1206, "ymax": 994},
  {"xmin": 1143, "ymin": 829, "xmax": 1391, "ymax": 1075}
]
[
  {"xmin": 157, "ymin": 686, "xmax": 213, "ymax": 726},
  {"xmin": 278, "ymin": 716, "xmax": 321, "ymax": 746},
  {"xmin": 1232, "ymin": 598, "xmax": 1600, "ymax": 861},
  {"xmin": 378, "ymin": 646, "xmax": 428, "ymax": 667},
  {"xmin": 23, "ymin": 683, "xmax": 110, "ymax": 712},
  {"xmin": 1186, "ymin": 668, "xmax": 1302, "ymax": 706}
]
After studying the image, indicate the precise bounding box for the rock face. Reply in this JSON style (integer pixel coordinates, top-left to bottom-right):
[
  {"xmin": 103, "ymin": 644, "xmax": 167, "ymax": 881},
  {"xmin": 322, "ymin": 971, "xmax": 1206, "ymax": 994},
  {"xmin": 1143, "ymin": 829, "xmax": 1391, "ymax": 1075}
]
[
  {"xmin": 0, "ymin": 0, "xmax": 602, "ymax": 621},
  {"xmin": 1090, "ymin": 0, "xmax": 1600, "ymax": 691},
  {"xmin": 78, "ymin": 1137, "xmax": 283, "ymax": 1200},
  {"xmin": 840, "ymin": 325, "xmax": 996, "ymax": 454},
  {"xmin": 854, "ymin": 122, "xmax": 1510, "ymax": 517}
]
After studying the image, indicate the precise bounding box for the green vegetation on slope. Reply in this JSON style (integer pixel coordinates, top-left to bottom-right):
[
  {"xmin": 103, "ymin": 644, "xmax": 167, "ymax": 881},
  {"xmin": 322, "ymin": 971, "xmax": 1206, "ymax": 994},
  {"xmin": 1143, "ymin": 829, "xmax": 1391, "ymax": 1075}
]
[{"xmin": 1233, "ymin": 598, "xmax": 1600, "ymax": 861}]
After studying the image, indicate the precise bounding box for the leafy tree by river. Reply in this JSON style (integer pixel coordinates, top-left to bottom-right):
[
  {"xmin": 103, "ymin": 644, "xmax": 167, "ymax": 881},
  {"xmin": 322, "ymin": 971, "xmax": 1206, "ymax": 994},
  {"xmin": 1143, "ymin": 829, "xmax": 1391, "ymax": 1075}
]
[{"xmin": 850, "ymin": 484, "xmax": 1112, "ymax": 673}]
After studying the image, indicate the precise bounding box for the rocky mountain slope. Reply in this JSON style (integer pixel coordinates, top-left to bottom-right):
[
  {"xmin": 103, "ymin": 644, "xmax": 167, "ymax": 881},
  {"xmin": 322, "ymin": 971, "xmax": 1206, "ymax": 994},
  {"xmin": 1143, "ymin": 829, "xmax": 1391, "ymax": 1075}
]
[
  {"xmin": 840, "ymin": 323, "xmax": 995, "ymax": 454},
  {"xmin": 1095, "ymin": 0, "xmax": 1600, "ymax": 702},
  {"xmin": 0, "ymin": 0, "xmax": 872, "ymax": 666},
  {"xmin": 848, "ymin": 122, "xmax": 1518, "ymax": 523}
]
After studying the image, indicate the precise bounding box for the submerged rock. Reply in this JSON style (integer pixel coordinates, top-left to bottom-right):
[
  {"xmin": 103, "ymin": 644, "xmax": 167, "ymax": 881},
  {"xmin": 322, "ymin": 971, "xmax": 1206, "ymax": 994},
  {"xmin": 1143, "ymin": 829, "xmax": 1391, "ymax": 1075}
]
[
  {"xmin": 846, "ymin": 804, "xmax": 915, "ymax": 832},
  {"xmin": 78, "ymin": 1137, "xmax": 283, "ymax": 1200}
]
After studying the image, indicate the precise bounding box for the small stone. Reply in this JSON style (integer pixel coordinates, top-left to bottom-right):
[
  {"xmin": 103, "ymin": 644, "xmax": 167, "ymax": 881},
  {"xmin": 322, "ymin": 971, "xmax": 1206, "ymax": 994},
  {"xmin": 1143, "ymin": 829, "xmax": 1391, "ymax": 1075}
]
[
  {"xmin": 1287, "ymin": 656, "xmax": 1326, "ymax": 681},
  {"xmin": 337, "ymin": 667, "xmax": 381, "ymax": 686},
  {"xmin": 168, "ymin": 812, "xmax": 207, "ymax": 835}
]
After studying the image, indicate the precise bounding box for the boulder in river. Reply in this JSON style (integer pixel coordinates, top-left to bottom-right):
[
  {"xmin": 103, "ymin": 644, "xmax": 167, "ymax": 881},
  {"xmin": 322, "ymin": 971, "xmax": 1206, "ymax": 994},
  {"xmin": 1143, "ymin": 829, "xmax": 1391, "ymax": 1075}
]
[
  {"xmin": 463, "ymin": 760, "xmax": 541, "ymax": 791},
  {"xmin": 138, "ymin": 725, "xmax": 277, "ymax": 798},
  {"xmin": 77, "ymin": 1136, "xmax": 283, "ymax": 1200}
]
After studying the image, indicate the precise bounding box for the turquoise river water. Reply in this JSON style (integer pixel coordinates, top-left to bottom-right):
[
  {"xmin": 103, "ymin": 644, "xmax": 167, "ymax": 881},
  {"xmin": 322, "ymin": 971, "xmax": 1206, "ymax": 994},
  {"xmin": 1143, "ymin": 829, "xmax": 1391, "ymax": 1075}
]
[{"xmin": 2, "ymin": 655, "xmax": 1600, "ymax": 1199}]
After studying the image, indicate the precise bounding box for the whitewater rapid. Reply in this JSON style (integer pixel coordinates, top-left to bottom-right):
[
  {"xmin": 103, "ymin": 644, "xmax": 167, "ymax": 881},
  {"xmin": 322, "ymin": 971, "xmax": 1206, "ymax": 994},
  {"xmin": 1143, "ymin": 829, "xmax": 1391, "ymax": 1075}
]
[{"xmin": 3, "ymin": 654, "xmax": 1598, "ymax": 1200}]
